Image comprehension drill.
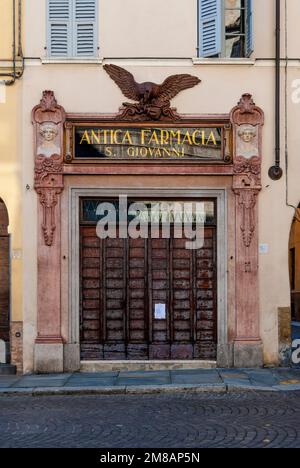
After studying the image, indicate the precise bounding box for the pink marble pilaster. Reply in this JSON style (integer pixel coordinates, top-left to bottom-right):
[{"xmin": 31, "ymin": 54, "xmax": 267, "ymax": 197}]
[
  {"xmin": 230, "ymin": 94, "xmax": 264, "ymax": 367},
  {"xmin": 32, "ymin": 91, "xmax": 66, "ymax": 371}
]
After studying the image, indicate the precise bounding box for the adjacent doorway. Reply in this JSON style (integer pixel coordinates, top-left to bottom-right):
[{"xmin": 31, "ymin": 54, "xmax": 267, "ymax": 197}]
[
  {"xmin": 0, "ymin": 199, "xmax": 10, "ymax": 360},
  {"xmin": 289, "ymin": 207, "xmax": 300, "ymax": 345}
]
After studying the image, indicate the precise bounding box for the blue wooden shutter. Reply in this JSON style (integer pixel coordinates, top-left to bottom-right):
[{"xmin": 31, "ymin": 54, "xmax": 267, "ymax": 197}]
[
  {"xmin": 48, "ymin": 0, "xmax": 71, "ymax": 57},
  {"xmin": 199, "ymin": 0, "xmax": 222, "ymax": 57},
  {"xmin": 245, "ymin": 0, "xmax": 253, "ymax": 57},
  {"xmin": 74, "ymin": 0, "xmax": 97, "ymax": 57}
]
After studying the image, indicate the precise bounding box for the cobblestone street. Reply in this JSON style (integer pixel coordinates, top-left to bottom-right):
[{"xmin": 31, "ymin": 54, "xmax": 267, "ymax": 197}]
[{"xmin": 1, "ymin": 392, "xmax": 300, "ymax": 448}]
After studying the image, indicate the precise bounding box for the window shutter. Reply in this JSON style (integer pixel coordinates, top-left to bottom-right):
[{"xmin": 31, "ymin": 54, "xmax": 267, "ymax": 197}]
[
  {"xmin": 198, "ymin": 0, "xmax": 222, "ymax": 57},
  {"xmin": 48, "ymin": 0, "xmax": 71, "ymax": 57},
  {"xmin": 74, "ymin": 0, "xmax": 97, "ymax": 57},
  {"xmin": 246, "ymin": 0, "xmax": 253, "ymax": 57}
]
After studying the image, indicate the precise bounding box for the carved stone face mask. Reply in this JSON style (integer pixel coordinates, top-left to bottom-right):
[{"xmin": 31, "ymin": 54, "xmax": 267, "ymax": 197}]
[
  {"xmin": 240, "ymin": 128, "xmax": 256, "ymax": 143},
  {"xmin": 242, "ymin": 130, "xmax": 255, "ymax": 143},
  {"xmin": 40, "ymin": 125, "xmax": 58, "ymax": 142}
]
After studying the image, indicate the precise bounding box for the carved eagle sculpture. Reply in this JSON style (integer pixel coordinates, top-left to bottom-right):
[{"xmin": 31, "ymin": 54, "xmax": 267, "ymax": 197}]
[{"xmin": 103, "ymin": 64, "xmax": 201, "ymax": 119}]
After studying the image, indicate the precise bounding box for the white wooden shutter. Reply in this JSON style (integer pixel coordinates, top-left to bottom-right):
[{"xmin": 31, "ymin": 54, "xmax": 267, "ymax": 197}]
[
  {"xmin": 74, "ymin": 0, "xmax": 97, "ymax": 57},
  {"xmin": 245, "ymin": 0, "xmax": 253, "ymax": 57},
  {"xmin": 199, "ymin": 0, "xmax": 222, "ymax": 57},
  {"xmin": 48, "ymin": 0, "xmax": 71, "ymax": 57}
]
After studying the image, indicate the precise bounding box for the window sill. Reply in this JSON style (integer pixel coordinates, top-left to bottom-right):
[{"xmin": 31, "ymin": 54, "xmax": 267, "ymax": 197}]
[
  {"xmin": 42, "ymin": 58, "xmax": 103, "ymax": 65},
  {"xmin": 192, "ymin": 58, "xmax": 255, "ymax": 66}
]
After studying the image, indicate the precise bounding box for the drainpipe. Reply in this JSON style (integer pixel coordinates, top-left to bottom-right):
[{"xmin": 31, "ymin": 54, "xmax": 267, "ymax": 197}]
[
  {"xmin": 0, "ymin": 0, "xmax": 24, "ymax": 85},
  {"xmin": 269, "ymin": 0, "xmax": 283, "ymax": 180},
  {"xmin": 17, "ymin": 0, "xmax": 23, "ymax": 58}
]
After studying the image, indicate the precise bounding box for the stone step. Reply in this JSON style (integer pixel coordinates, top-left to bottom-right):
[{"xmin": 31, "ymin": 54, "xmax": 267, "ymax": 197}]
[
  {"xmin": 80, "ymin": 360, "xmax": 217, "ymax": 373},
  {"xmin": 0, "ymin": 364, "xmax": 17, "ymax": 375}
]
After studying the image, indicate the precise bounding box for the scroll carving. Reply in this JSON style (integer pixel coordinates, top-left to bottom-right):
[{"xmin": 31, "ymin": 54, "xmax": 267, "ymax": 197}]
[
  {"xmin": 231, "ymin": 94, "xmax": 264, "ymax": 250},
  {"xmin": 32, "ymin": 90, "xmax": 66, "ymax": 125},
  {"xmin": 36, "ymin": 185, "xmax": 63, "ymax": 247},
  {"xmin": 234, "ymin": 189, "xmax": 258, "ymax": 248},
  {"xmin": 231, "ymin": 93, "xmax": 263, "ymax": 123}
]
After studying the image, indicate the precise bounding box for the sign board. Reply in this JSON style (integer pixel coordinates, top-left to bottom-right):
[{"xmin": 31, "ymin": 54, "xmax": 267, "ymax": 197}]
[{"xmin": 66, "ymin": 124, "xmax": 231, "ymax": 163}]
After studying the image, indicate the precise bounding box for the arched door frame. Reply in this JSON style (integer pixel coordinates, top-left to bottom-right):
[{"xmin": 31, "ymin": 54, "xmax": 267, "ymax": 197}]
[{"xmin": 0, "ymin": 198, "xmax": 11, "ymax": 363}]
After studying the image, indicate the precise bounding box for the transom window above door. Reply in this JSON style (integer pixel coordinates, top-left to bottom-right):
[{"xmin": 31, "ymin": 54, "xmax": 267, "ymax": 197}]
[
  {"xmin": 47, "ymin": 0, "xmax": 98, "ymax": 58},
  {"xmin": 198, "ymin": 0, "xmax": 253, "ymax": 58}
]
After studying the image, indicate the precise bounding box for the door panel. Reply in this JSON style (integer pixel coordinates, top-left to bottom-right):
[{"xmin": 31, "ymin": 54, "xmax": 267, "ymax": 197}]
[
  {"xmin": 127, "ymin": 237, "xmax": 148, "ymax": 359},
  {"xmin": 80, "ymin": 227, "xmax": 102, "ymax": 359},
  {"xmin": 103, "ymin": 236, "xmax": 127, "ymax": 359},
  {"xmin": 80, "ymin": 200, "xmax": 217, "ymax": 361},
  {"xmin": 148, "ymin": 237, "xmax": 170, "ymax": 359}
]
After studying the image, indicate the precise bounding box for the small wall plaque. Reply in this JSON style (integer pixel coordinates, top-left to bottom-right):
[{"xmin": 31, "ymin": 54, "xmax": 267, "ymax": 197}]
[{"xmin": 154, "ymin": 304, "xmax": 166, "ymax": 320}]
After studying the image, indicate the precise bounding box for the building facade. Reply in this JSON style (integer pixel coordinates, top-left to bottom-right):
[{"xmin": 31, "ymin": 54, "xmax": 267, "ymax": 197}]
[
  {"xmin": 1, "ymin": 0, "xmax": 300, "ymax": 373},
  {"xmin": 0, "ymin": 0, "xmax": 24, "ymax": 371}
]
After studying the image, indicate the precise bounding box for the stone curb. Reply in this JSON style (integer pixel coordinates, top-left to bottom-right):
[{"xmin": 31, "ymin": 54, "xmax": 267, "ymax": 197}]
[
  {"xmin": 272, "ymin": 384, "xmax": 300, "ymax": 392},
  {"xmin": 0, "ymin": 382, "xmax": 300, "ymax": 396},
  {"xmin": 0, "ymin": 386, "xmax": 127, "ymax": 396},
  {"xmin": 125, "ymin": 383, "xmax": 227, "ymax": 394},
  {"xmin": 226, "ymin": 384, "xmax": 279, "ymax": 393},
  {"xmin": 0, "ymin": 384, "xmax": 226, "ymax": 396}
]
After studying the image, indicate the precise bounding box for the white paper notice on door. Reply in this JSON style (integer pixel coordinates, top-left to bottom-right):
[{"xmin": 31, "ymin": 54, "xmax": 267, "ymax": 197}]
[{"xmin": 154, "ymin": 304, "xmax": 166, "ymax": 320}]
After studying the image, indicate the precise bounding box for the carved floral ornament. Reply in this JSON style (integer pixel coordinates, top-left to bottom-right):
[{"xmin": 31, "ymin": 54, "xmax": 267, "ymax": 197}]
[{"xmin": 34, "ymin": 156, "xmax": 63, "ymax": 186}]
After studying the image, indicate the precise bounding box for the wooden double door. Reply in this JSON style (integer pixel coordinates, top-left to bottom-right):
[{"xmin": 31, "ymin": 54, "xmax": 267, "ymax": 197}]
[{"xmin": 80, "ymin": 199, "xmax": 218, "ymax": 361}]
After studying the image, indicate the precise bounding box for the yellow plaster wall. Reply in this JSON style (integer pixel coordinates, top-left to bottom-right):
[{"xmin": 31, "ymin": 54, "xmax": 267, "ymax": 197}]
[
  {"xmin": 0, "ymin": 0, "xmax": 14, "ymax": 58},
  {"xmin": 0, "ymin": 0, "xmax": 23, "ymax": 322}
]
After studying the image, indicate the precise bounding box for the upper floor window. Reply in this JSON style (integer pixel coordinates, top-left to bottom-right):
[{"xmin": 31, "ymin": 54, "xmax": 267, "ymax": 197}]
[
  {"xmin": 47, "ymin": 0, "xmax": 98, "ymax": 58},
  {"xmin": 198, "ymin": 0, "xmax": 253, "ymax": 58}
]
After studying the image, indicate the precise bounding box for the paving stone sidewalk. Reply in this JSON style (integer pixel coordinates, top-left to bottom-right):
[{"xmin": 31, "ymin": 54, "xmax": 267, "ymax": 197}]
[{"xmin": 0, "ymin": 367, "xmax": 300, "ymax": 396}]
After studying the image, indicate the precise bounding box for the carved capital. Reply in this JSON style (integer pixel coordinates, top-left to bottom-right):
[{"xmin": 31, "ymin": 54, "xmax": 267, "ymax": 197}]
[
  {"xmin": 231, "ymin": 94, "xmax": 264, "ymax": 190},
  {"xmin": 33, "ymin": 91, "xmax": 66, "ymax": 247},
  {"xmin": 230, "ymin": 94, "xmax": 264, "ymax": 185}
]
